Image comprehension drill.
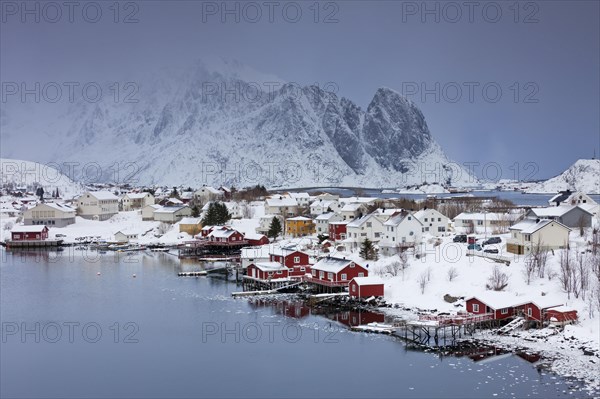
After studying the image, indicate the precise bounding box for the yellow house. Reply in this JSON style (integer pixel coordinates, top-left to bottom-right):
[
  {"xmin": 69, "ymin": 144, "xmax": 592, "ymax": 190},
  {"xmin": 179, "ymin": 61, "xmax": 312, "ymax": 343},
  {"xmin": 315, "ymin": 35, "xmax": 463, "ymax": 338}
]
[
  {"xmin": 286, "ymin": 216, "xmax": 315, "ymax": 237},
  {"xmin": 179, "ymin": 217, "xmax": 203, "ymax": 236}
]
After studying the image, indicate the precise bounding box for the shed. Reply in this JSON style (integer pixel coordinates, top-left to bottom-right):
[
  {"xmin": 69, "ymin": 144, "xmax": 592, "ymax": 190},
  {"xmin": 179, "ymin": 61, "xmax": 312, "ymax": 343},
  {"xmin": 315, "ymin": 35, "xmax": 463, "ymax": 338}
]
[{"xmin": 349, "ymin": 277, "xmax": 384, "ymax": 298}]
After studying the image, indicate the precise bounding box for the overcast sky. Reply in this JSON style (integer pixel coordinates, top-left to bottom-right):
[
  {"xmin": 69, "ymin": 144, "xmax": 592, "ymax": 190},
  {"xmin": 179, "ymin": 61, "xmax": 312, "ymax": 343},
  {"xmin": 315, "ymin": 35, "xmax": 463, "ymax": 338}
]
[{"xmin": 1, "ymin": 1, "xmax": 599, "ymax": 180}]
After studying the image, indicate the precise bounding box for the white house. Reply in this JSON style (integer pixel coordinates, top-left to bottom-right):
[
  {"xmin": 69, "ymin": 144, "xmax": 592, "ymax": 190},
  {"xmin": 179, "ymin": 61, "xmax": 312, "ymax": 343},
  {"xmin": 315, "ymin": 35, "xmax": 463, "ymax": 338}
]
[
  {"xmin": 256, "ymin": 214, "xmax": 284, "ymax": 235},
  {"xmin": 548, "ymin": 190, "xmax": 597, "ymax": 208},
  {"xmin": 153, "ymin": 205, "xmax": 192, "ymax": 223},
  {"xmin": 142, "ymin": 204, "xmax": 161, "ymax": 221},
  {"xmin": 114, "ymin": 230, "xmax": 139, "ymax": 243},
  {"xmin": 224, "ymin": 201, "xmax": 243, "ymax": 219},
  {"xmin": 414, "ymin": 208, "xmax": 450, "ymax": 236},
  {"xmin": 339, "ymin": 203, "xmax": 367, "ymax": 221},
  {"xmin": 380, "ymin": 211, "xmax": 423, "ymax": 256},
  {"xmin": 265, "ymin": 196, "xmax": 298, "ymax": 217},
  {"xmin": 525, "ymin": 205, "xmax": 593, "ymax": 228},
  {"xmin": 287, "ymin": 192, "xmax": 311, "ymax": 207},
  {"xmin": 453, "ymin": 211, "xmax": 521, "ymax": 234},
  {"xmin": 315, "ymin": 212, "xmax": 342, "ymax": 236},
  {"xmin": 507, "ymin": 219, "xmax": 571, "ymax": 255},
  {"xmin": 194, "ymin": 186, "xmax": 223, "ymax": 203},
  {"xmin": 23, "ymin": 202, "xmax": 76, "ymax": 227},
  {"xmin": 345, "ymin": 213, "xmax": 388, "ymax": 249},
  {"xmin": 76, "ymin": 191, "xmax": 119, "ymax": 221},
  {"xmin": 121, "ymin": 192, "xmax": 154, "ymax": 211},
  {"xmin": 310, "ymin": 199, "xmax": 340, "ymax": 216}
]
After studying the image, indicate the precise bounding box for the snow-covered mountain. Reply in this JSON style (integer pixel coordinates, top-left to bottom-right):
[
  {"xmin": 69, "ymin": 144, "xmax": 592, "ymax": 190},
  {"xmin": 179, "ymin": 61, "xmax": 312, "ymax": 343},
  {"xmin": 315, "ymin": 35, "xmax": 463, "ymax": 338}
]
[
  {"xmin": 526, "ymin": 159, "xmax": 600, "ymax": 194},
  {"xmin": 0, "ymin": 58, "xmax": 477, "ymax": 189},
  {"xmin": 0, "ymin": 158, "xmax": 85, "ymax": 199}
]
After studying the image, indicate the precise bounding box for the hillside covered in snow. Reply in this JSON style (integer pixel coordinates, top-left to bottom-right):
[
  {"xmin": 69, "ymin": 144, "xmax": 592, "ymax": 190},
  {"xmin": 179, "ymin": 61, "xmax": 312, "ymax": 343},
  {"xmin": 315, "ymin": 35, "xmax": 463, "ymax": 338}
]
[
  {"xmin": 526, "ymin": 159, "xmax": 600, "ymax": 194},
  {"xmin": 0, "ymin": 158, "xmax": 84, "ymax": 199},
  {"xmin": 0, "ymin": 58, "xmax": 476, "ymax": 189}
]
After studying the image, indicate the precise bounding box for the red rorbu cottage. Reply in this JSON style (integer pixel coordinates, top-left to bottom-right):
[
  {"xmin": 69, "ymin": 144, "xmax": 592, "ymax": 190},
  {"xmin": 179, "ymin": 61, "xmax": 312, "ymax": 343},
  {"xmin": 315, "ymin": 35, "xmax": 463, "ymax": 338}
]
[
  {"xmin": 465, "ymin": 292, "xmax": 520, "ymax": 321},
  {"xmin": 246, "ymin": 262, "xmax": 290, "ymax": 281},
  {"xmin": 269, "ymin": 248, "xmax": 312, "ymax": 278},
  {"xmin": 11, "ymin": 225, "xmax": 49, "ymax": 241},
  {"xmin": 513, "ymin": 297, "xmax": 564, "ymax": 326},
  {"xmin": 245, "ymin": 233, "xmax": 270, "ymax": 246},
  {"xmin": 207, "ymin": 227, "xmax": 245, "ymax": 243},
  {"xmin": 349, "ymin": 276, "xmax": 384, "ymax": 298},
  {"xmin": 307, "ymin": 256, "xmax": 368, "ymax": 291}
]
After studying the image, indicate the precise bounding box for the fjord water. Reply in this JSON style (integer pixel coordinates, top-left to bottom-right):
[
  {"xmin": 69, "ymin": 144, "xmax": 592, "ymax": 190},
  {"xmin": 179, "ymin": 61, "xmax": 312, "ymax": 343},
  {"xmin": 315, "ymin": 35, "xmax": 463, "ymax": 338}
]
[{"xmin": 0, "ymin": 249, "xmax": 591, "ymax": 398}]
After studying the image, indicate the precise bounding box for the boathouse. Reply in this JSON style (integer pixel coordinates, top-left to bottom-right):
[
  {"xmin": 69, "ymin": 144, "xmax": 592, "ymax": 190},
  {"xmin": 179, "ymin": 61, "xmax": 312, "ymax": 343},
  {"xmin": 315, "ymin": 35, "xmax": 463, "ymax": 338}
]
[
  {"xmin": 247, "ymin": 262, "xmax": 290, "ymax": 281},
  {"xmin": 11, "ymin": 225, "xmax": 49, "ymax": 241},
  {"xmin": 513, "ymin": 297, "xmax": 563, "ymax": 325},
  {"xmin": 349, "ymin": 276, "xmax": 384, "ymax": 298},
  {"xmin": 545, "ymin": 306, "xmax": 578, "ymax": 326}
]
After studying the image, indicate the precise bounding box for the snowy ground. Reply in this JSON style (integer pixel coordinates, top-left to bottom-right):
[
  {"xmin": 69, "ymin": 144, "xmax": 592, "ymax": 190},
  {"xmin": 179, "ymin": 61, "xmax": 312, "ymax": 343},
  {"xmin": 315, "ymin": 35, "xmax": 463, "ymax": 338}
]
[{"xmin": 355, "ymin": 232, "xmax": 600, "ymax": 392}]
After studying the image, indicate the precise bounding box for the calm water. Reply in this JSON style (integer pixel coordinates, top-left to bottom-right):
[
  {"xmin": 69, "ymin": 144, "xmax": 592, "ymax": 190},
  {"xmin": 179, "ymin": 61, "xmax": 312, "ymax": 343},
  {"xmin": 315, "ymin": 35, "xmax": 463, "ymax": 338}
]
[{"xmin": 0, "ymin": 249, "xmax": 593, "ymax": 398}]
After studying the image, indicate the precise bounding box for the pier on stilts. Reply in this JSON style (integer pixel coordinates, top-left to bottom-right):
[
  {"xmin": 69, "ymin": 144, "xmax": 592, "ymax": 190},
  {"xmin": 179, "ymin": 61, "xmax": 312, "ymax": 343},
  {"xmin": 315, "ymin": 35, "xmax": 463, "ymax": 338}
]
[{"xmin": 397, "ymin": 312, "xmax": 496, "ymax": 347}]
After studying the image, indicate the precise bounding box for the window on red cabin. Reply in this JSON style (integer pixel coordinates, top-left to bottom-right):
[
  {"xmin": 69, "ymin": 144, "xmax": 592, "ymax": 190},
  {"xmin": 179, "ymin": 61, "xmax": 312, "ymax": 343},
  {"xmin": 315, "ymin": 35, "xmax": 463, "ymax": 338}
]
[
  {"xmin": 501, "ymin": 308, "xmax": 508, "ymax": 315},
  {"xmin": 294, "ymin": 256, "xmax": 300, "ymax": 263},
  {"xmin": 358, "ymin": 272, "xmax": 364, "ymax": 277},
  {"xmin": 527, "ymin": 307, "xmax": 532, "ymax": 317},
  {"xmin": 472, "ymin": 304, "xmax": 480, "ymax": 312},
  {"xmin": 341, "ymin": 273, "xmax": 347, "ymax": 281}
]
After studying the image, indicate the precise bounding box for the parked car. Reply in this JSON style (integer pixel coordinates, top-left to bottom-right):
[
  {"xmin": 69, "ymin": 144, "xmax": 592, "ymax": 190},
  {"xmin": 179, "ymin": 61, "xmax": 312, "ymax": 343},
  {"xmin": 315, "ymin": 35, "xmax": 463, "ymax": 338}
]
[
  {"xmin": 483, "ymin": 237, "xmax": 501, "ymax": 246},
  {"xmin": 453, "ymin": 234, "xmax": 467, "ymax": 243},
  {"xmin": 467, "ymin": 244, "xmax": 482, "ymax": 251},
  {"xmin": 54, "ymin": 234, "xmax": 66, "ymax": 238},
  {"xmin": 467, "ymin": 236, "xmax": 477, "ymax": 245},
  {"xmin": 483, "ymin": 248, "xmax": 499, "ymax": 254}
]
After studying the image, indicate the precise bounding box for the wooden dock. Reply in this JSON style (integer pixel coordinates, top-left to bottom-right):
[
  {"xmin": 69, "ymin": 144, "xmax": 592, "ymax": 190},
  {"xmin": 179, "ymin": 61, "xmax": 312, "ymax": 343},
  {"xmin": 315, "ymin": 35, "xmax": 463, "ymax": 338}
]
[
  {"xmin": 397, "ymin": 313, "xmax": 496, "ymax": 347},
  {"xmin": 4, "ymin": 239, "xmax": 63, "ymax": 249}
]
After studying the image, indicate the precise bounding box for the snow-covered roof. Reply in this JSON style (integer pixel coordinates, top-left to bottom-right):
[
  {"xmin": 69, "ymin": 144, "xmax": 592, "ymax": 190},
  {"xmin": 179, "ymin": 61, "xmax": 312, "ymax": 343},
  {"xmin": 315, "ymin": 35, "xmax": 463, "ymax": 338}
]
[
  {"xmin": 467, "ymin": 291, "xmax": 524, "ymax": 310},
  {"xmin": 179, "ymin": 217, "xmax": 201, "ymax": 225},
  {"xmin": 287, "ymin": 216, "xmax": 313, "ymax": 221},
  {"xmin": 527, "ymin": 205, "xmax": 592, "ymax": 218},
  {"xmin": 208, "ymin": 228, "xmax": 240, "ymax": 238},
  {"xmin": 351, "ymin": 276, "xmax": 384, "ymax": 286},
  {"xmin": 85, "ymin": 191, "xmax": 118, "ymax": 200},
  {"xmin": 269, "ymin": 247, "xmax": 304, "ymax": 257},
  {"xmin": 516, "ymin": 296, "xmax": 564, "ymax": 310},
  {"xmin": 196, "ymin": 186, "xmax": 222, "ymax": 195},
  {"xmin": 11, "ymin": 225, "xmax": 48, "ymax": 233},
  {"xmin": 315, "ymin": 212, "xmax": 336, "ymax": 221},
  {"xmin": 252, "ymin": 262, "xmax": 288, "ymax": 272},
  {"xmin": 266, "ymin": 197, "xmax": 298, "ymax": 207},
  {"xmin": 346, "ymin": 214, "xmax": 373, "ymax": 228},
  {"xmin": 384, "ymin": 211, "xmax": 420, "ymax": 227},
  {"xmin": 312, "ymin": 256, "xmax": 357, "ymax": 273},
  {"xmin": 38, "ymin": 202, "xmax": 75, "ymax": 212},
  {"xmin": 288, "ymin": 192, "xmax": 309, "ymax": 199},
  {"xmin": 546, "ymin": 305, "xmax": 576, "ymax": 313},
  {"xmin": 165, "ymin": 198, "xmax": 183, "ymax": 205},
  {"xmin": 509, "ymin": 218, "xmax": 571, "ymax": 234},
  {"xmin": 123, "ymin": 192, "xmax": 150, "ymax": 199},
  {"xmin": 154, "ymin": 205, "xmax": 188, "ymax": 214},
  {"xmin": 340, "ymin": 203, "xmax": 363, "ymax": 212}
]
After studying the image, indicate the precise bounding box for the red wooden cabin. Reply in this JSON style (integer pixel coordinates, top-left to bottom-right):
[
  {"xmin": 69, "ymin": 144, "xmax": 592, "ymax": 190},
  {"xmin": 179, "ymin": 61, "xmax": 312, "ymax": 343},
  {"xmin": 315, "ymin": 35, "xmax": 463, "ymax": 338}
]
[
  {"xmin": 307, "ymin": 257, "xmax": 367, "ymax": 287},
  {"xmin": 270, "ymin": 249, "xmax": 312, "ymax": 277},
  {"xmin": 11, "ymin": 225, "xmax": 49, "ymax": 241},
  {"xmin": 328, "ymin": 221, "xmax": 347, "ymax": 241},
  {"xmin": 349, "ymin": 277, "xmax": 384, "ymax": 298},
  {"xmin": 247, "ymin": 262, "xmax": 289, "ymax": 281}
]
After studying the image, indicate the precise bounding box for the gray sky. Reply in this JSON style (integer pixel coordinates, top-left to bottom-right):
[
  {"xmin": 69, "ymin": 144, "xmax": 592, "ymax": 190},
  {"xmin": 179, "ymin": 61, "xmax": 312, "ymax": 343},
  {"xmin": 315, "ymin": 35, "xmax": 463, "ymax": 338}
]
[{"xmin": 1, "ymin": 0, "xmax": 599, "ymax": 180}]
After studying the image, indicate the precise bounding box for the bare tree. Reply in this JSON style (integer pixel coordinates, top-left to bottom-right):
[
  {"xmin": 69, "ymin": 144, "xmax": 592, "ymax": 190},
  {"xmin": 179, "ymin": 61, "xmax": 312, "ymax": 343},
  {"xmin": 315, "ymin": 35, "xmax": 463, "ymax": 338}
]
[
  {"xmin": 426, "ymin": 266, "xmax": 432, "ymax": 282},
  {"xmin": 559, "ymin": 248, "xmax": 573, "ymax": 299},
  {"xmin": 447, "ymin": 266, "xmax": 458, "ymax": 282},
  {"xmin": 575, "ymin": 251, "xmax": 589, "ymax": 300},
  {"xmin": 385, "ymin": 261, "xmax": 401, "ymax": 277},
  {"xmin": 486, "ymin": 265, "xmax": 509, "ymax": 291},
  {"xmin": 523, "ymin": 255, "xmax": 536, "ymax": 285},
  {"xmin": 418, "ymin": 271, "xmax": 428, "ymax": 294}
]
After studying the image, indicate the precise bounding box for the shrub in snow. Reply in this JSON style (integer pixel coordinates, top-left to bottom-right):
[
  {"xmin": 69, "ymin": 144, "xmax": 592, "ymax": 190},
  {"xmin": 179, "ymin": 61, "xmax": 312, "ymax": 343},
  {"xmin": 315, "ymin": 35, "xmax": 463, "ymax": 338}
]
[{"xmin": 486, "ymin": 265, "xmax": 509, "ymax": 291}]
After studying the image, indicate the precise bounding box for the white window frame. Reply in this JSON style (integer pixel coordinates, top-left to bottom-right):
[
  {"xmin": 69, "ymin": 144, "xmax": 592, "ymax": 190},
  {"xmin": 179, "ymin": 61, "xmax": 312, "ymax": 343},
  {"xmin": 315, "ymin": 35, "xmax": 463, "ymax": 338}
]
[{"xmin": 472, "ymin": 304, "xmax": 480, "ymax": 312}]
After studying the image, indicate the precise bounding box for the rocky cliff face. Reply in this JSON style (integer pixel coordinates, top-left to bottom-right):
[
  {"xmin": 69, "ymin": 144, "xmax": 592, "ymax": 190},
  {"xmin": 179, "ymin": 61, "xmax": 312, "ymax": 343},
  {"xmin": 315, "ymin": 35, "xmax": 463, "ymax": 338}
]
[{"xmin": 0, "ymin": 59, "xmax": 475, "ymax": 188}]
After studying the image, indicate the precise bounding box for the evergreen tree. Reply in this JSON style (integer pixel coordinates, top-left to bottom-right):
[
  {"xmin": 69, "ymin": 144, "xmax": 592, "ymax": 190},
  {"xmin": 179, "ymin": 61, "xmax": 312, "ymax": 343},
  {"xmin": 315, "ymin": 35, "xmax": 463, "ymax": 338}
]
[
  {"xmin": 191, "ymin": 205, "xmax": 200, "ymax": 218},
  {"xmin": 267, "ymin": 217, "xmax": 282, "ymax": 240},
  {"xmin": 359, "ymin": 238, "xmax": 378, "ymax": 260},
  {"xmin": 202, "ymin": 202, "xmax": 231, "ymax": 225},
  {"xmin": 171, "ymin": 187, "xmax": 180, "ymax": 199}
]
